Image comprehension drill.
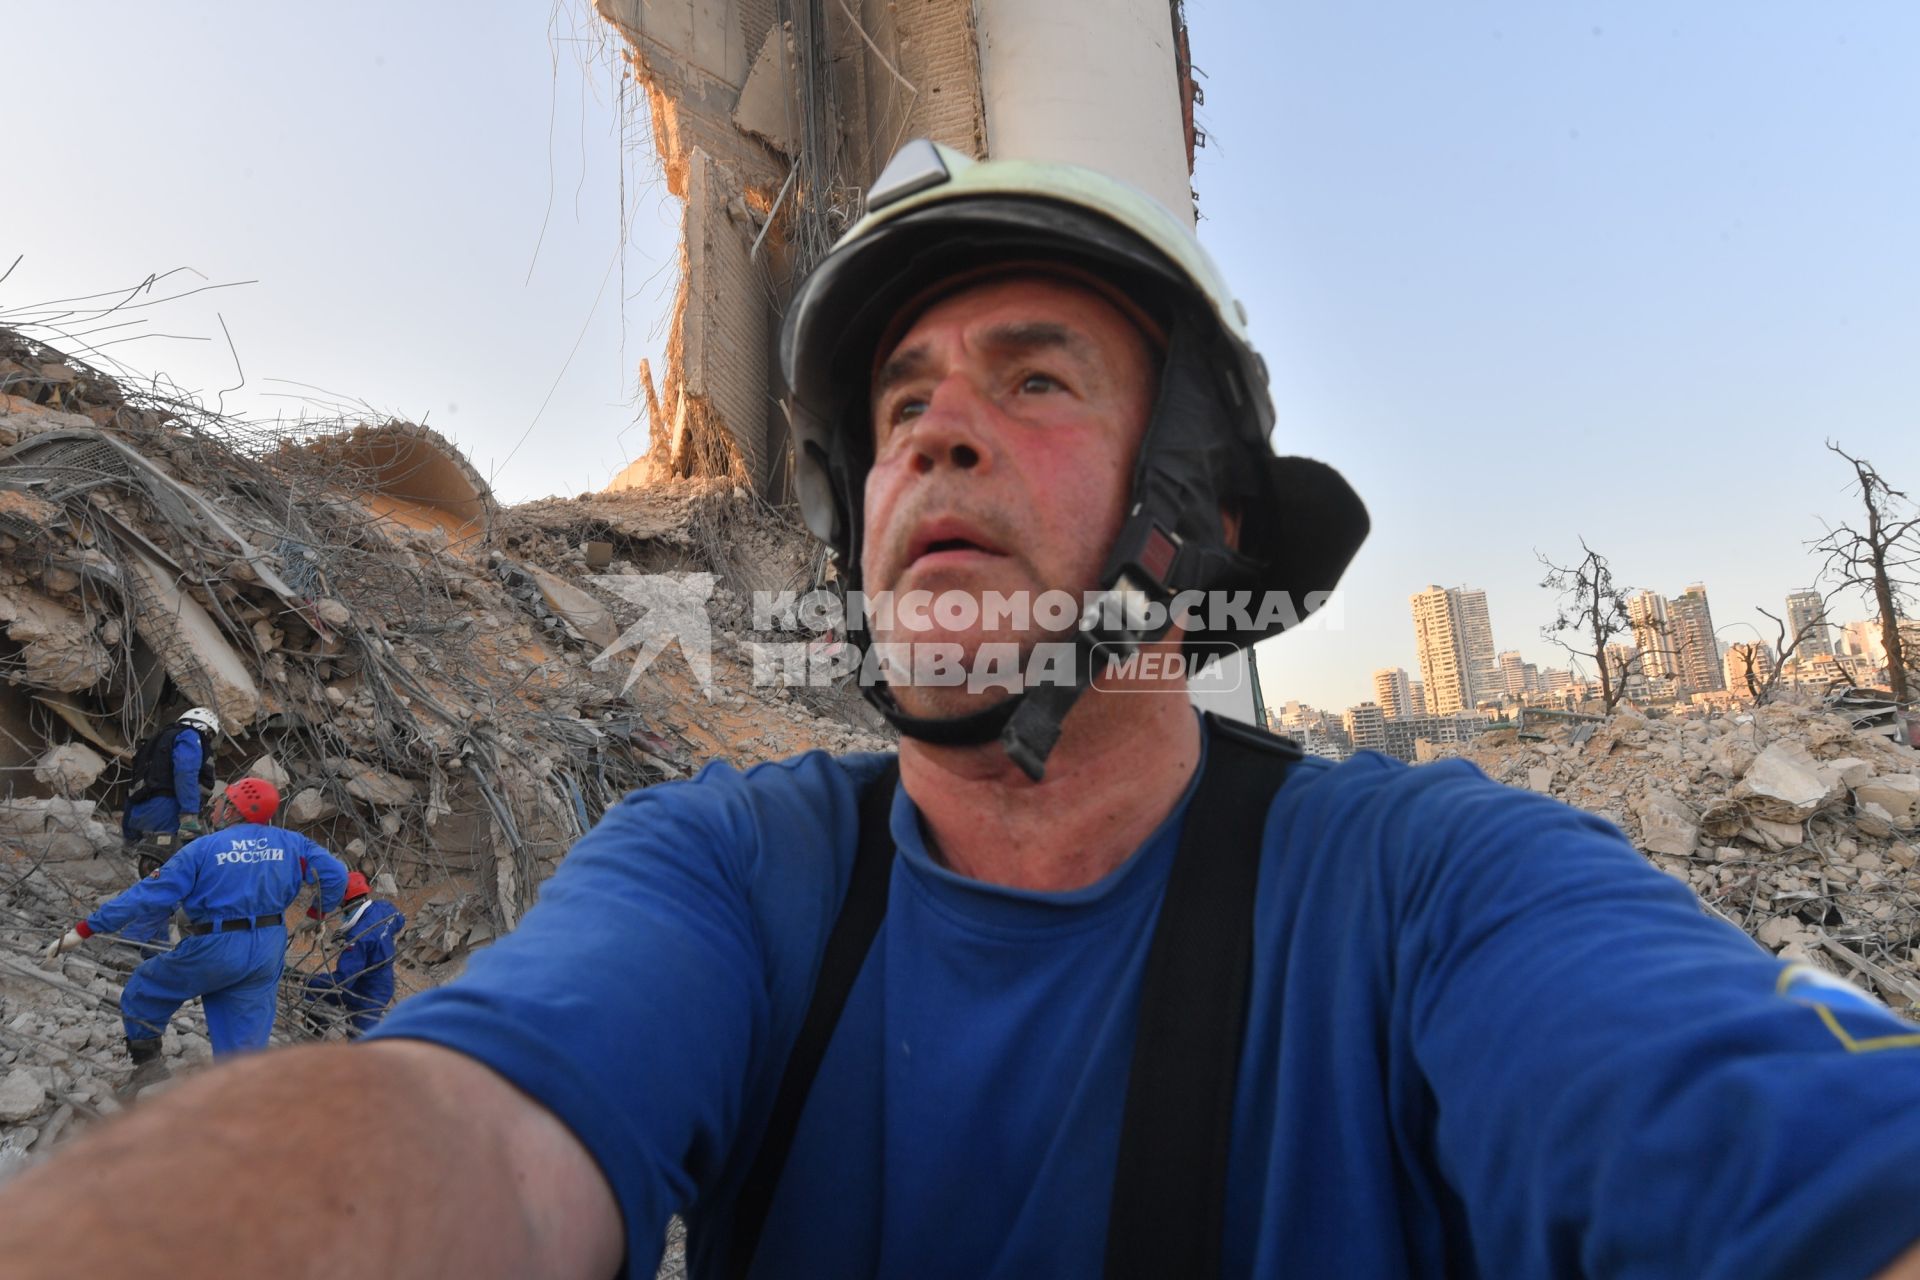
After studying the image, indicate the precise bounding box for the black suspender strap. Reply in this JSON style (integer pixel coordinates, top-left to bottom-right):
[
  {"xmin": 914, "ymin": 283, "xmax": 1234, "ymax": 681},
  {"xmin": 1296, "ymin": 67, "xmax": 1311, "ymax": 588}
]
[
  {"xmin": 728, "ymin": 760, "xmax": 900, "ymax": 1280},
  {"xmin": 726, "ymin": 716, "xmax": 1298, "ymax": 1279},
  {"xmin": 1104, "ymin": 713, "xmax": 1299, "ymax": 1280}
]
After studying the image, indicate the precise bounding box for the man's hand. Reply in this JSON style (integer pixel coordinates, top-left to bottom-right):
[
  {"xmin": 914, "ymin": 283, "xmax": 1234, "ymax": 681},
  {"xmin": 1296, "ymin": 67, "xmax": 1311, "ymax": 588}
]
[
  {"xmin": 42, "ymin": 928, "xmax": 85, "ymax": 964},
  {"xmin": 177, "ymin": 814, "xmax": 205, "ymax": 838}
]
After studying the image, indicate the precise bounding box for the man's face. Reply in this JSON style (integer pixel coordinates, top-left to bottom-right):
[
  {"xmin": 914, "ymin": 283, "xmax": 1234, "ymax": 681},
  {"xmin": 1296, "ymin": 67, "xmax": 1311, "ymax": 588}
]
[{"xmin": 861, "ymin": 274, "xmax": 1156, "ymax": 717}]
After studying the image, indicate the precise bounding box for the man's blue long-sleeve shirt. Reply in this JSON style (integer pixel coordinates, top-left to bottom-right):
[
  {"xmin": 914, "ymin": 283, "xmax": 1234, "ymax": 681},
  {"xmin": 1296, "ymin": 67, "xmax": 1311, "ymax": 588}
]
[
  {"xmin": 88, "ymin": 823, "xmax": 349, "ymax": 935},
  {"xmin": 170, "ymin": 730, "xmax": 204, "ymax": 814}
]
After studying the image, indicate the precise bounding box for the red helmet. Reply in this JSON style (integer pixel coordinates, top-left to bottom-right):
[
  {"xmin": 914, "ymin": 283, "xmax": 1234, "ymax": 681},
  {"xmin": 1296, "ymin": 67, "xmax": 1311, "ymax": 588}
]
[
  {"xmin": 344, "ymin": 871, "xmax": 371, "ymax": 903},
  {"xmin": 222, "ymin": 778, "xmax": 280, "ymax": 825}
]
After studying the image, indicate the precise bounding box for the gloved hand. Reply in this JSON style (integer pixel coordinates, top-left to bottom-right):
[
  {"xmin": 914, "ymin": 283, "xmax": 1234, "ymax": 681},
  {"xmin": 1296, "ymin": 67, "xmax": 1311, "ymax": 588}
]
[
  {"xmin": 178, "ymin": 813, "xmax": 205, "ymax": 837},
  {"xmin": 43, "ymin": 928, "xmax": 85, "ymax": 964}
]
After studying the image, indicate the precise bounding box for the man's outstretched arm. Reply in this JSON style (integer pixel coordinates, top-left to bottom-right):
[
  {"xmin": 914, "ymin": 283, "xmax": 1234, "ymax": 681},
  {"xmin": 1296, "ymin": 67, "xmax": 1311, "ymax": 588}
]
[{"xmin": 0, "ymin": 1040, "xmax": 624, "ymax": 1278}]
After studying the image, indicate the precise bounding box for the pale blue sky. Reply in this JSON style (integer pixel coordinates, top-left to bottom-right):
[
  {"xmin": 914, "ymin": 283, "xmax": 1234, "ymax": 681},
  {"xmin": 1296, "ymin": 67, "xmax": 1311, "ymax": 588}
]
[{"xmin": 6, "ymin": 3, "xmax": 1917, "ymax": 712}]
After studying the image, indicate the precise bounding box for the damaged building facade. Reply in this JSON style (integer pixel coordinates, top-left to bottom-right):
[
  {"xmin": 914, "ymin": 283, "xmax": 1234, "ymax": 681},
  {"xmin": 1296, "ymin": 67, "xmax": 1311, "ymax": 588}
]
[{"xmin": 597, "ymin": 0, "xmax": 1204, "ymax": 496}]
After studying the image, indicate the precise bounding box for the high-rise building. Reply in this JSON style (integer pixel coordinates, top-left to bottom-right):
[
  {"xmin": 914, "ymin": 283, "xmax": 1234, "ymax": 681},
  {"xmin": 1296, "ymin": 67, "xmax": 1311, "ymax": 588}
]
[
  {"xmin": 1667, "ymin": 583, "xmax": 1725, "ymax": 694},
  {"xmin": 1627, "ymin": 591, "xmax": 1673, "ymax": 680},
  {"xmin": 1371, "ymin": 667, "xmax": 1414, "ymax": 719},
  {"xmin": 1342, "ymin": 702, "xmax": 1388, "ymax": 755},
  {"xmin": 1785, "ymin": 589, "xmax": 1833, "ymax": 659},
  {"xmin": 1497, "ymin": 650, "xmax": 1528, "ymax": 699},
  {"xmin": 1455, "ymin": 588, "xmax": 1499, "ymax": 706},
  {"xmin": 1410, "ymin": 585, "xmax": 1498, "ymax": 714},
  {"xmin": 1408, "ymin": 679, "xmax": 1426, "ymax": 715}
]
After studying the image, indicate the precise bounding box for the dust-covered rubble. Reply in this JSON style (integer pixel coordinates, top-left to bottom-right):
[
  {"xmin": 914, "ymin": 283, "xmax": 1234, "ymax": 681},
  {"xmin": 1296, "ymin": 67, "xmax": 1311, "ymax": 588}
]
[
  {"xmin": 1459, "ymin": 697, "xmax": 1920, "ymax": 1000},
  {"xmin": 0, "ymin": 327, "xmax": 889, "ymax": 1160}
]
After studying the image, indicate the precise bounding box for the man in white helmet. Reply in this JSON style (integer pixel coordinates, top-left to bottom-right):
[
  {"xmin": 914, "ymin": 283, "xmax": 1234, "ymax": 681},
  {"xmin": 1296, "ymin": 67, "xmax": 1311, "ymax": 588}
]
[
  {"xmin": 121, "ymin": 706, "xmax": 222, "ymax": 845},
  {"xmin": 6, "ymin": 142, "xmax": 1920, "ymax": 1280}
]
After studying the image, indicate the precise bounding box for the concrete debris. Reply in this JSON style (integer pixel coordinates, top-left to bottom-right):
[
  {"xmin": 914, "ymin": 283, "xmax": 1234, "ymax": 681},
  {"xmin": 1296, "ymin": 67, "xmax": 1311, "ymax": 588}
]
[
  {"xmin": 0, "ymin": 593, "xmax": 112, "ymax": 692},
  {"xmin": 1460, "ymin": 696, "xmax": 1920, "ymax": 1007},
  {"xmin": 122, "ymin": 546, "xmax": 262, "ymax": 730},
  {"xmin": 1736, "ymin": 741, "xmax": 1843, "ymax": 821},
  {"xmin": 31, "ymin": 745, "xmax": 106, "ymax": 799},
  {"xmin": 284, "ymin": 789, "xmax": 339, "ymax": 826},
  {"xmin": 1635, "ymin": 792, "xmax": 1700, "ymax": 858},
  {"xmin": 0, "ymin": 800, "xmax": 116, "ymax": 862},
  {"xmin": 0, "ymin": 1073, "xmax": 46, "ymax": 1125},
  {"xmin": 0, "ymin": 325, "xmax": 889, "ymax": 1161},
  {"xmin": 1858, "ymin": 775, "xmax": 1920, "ymax": 827},
  {"xmin": 244, "ymin": 755, "xmax": 290, "ymax": 790}
]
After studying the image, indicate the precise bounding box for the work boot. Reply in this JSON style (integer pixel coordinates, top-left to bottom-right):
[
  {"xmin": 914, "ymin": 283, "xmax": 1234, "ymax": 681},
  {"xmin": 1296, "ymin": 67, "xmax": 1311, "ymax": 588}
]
[{"xmin": 118, "ymin": 1036, "xmax": 171, "ymax": 1099}]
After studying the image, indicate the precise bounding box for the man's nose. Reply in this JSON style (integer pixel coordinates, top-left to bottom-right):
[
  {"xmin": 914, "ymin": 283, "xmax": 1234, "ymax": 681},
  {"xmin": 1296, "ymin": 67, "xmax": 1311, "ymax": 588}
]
[{"xmin": 906, "ymin": 376, "xmax": 991, "ymax": 477}]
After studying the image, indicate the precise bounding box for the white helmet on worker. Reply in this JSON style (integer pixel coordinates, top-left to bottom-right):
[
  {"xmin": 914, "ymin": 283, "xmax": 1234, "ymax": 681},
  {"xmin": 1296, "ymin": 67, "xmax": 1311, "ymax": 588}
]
[
  {"xmin": 178, "ymin": 707, "xmax": 221, "ymax": 737},
  {"xmin": 779, "ymin": 139, "xmax": 1370, "ymax": 776}
]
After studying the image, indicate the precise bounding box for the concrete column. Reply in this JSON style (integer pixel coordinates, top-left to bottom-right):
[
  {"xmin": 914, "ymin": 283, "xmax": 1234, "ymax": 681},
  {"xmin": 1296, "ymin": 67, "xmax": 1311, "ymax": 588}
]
[{"xmin": 974, "ymin": 0, "xmax": 1194, "ymax": 226}]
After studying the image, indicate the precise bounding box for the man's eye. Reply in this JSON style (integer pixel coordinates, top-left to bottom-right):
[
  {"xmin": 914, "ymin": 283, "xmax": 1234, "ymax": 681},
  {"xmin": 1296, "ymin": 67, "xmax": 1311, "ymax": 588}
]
[
  {"xmin": 1019, "ymin": 373, "xmax": 1061, "ymax": 394},
  {"xmin": 894, "ymin": 398, "xmax": 928, "ymax": 423}
]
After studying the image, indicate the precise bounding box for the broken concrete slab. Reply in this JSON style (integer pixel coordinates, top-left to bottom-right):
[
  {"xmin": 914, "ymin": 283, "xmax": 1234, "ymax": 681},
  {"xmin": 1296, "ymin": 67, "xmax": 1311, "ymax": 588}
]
[
  {"xmin": 0, "ymin": 592, "xmax": 111, "ymax": 692},
  {"xmin": 1736, "ymin": 741, "xmax": 1841, "ymax": 820},
  {"xmin": 0, "ymin": 798, "xmax": 116, "ymax": 861},
  {"xmin": 325, "ymin": 759, "xmax": 419, "ymax": 808},
  {"xmin": 1856, "ymin": 775, "xmax": 1920, "ymax": 828},
  {"xmin": 524, "ymin": 565, "xmax": 621, "ymax": 650},
  {"xmin": 244, "ymin": 755, "xmax": 290, "ymax": 790},
  {"xmin": 31, "ymin": 743, "xmax": 106, "ymax": 798},
  {"xmin": 1828, "ymin": 756, "xmax": 1877, "ymax": 789},
  {"xmin": 123, "ymin": 546, "xmax": 260, "ymax": 730},
  {"xmin": 1636, "ymin": 792, "xmax": 1701, "ymax": 857},
  {"xmin": 1704, "ymin": 733, "xmax": 1759, "ymax": 781},
  {"xmin": 733, "ymin": 23, "xmax": 801, "ymax": 155},
  {"xmin": 285, "ymin": 789, "xmax": 339, "ymax": 825},
  {"xmin": 0, "ymin": 1072, "xmax": 45, "ymax": 1124}
]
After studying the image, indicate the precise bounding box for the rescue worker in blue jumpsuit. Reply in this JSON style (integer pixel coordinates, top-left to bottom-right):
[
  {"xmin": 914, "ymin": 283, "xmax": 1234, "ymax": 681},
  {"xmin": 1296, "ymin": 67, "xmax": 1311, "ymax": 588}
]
[
  {"xmin": 121, "ymin": 706, "xmax": 221, "ymax": 843},
  {"xmin": 302, "ymin": 871, "xmax": 406, "ymax": 1036},
  {"xmin": 47, "ymin": 777, "xmax": 349, "ymax": 1091}
]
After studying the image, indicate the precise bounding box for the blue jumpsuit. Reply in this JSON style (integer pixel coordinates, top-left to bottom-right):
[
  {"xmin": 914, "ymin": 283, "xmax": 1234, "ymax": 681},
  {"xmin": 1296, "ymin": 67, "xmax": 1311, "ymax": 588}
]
[
  {"xmin": 87, "ymin": 823, "xmax": 349, "ymax": 1054},
  {"xmin": 111, "ymin": 901, "xmax": 173, "ymax": 952},
  {"xmin": 122, "ymin": 729, "xmax": 206, "ymax": 840},
  {"xmin": 304, "ymin": 900, "xmax": 406, "ymax": 1035}
]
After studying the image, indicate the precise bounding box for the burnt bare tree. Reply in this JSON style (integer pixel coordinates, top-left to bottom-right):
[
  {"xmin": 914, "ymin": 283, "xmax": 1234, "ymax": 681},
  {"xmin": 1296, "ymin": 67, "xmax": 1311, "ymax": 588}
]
[
  {"xmin": 1813, "ymin": 442, "xmax": 1919, "ymax": 702},
  {"xmin": 1539, "ymin": 540, "xmax": 1643, "ymax": 714},
  {"xmin": 1722, "ymin": 606, "xmax": 1827, "ymax": 706}
]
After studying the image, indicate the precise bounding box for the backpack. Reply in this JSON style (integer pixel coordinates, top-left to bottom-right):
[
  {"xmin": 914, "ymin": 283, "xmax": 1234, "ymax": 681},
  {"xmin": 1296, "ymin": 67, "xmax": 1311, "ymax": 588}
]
[{"xmin": 127, "ymin": 722, "xmax": 215, "ymax": 806}]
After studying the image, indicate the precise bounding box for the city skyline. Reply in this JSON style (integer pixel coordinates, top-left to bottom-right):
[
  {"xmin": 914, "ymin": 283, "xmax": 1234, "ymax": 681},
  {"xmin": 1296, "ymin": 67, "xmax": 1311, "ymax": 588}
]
[
  {"xmin": 4, "ymin": 5, "xmax": 1917, "ymax": 724},
  {"xmin": 1265, "ymin": 570, "xmax": 1885, "ymax": 720}
]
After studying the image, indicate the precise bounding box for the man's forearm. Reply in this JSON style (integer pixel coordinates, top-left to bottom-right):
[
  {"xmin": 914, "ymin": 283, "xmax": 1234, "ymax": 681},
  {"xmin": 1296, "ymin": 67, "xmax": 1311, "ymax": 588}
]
[{"xmin": 0, "ymin": 1040, "xmax": 622, "ymax": 1277}]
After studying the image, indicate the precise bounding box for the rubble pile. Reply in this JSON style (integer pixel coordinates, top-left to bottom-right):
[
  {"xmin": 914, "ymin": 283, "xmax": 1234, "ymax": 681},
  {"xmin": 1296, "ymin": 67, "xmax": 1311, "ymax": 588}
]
[
  {"xmin": 1460, "ymin": 698, "xmax": 1920, "ymax": 1004},
  {"xmin": 0, "ymin": 327, "xmax": 889, "ymax": 1152}
]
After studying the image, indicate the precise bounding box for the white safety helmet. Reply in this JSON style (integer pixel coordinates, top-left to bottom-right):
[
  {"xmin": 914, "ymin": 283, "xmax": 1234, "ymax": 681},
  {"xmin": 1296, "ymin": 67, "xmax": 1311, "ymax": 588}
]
[
  {"xmin": 178, "ymin": 707, "xmax": 221, "ymax": 737},
  {"xmin": 778, "ymin": 140, "xmax": 1370, "ymax": 776}
]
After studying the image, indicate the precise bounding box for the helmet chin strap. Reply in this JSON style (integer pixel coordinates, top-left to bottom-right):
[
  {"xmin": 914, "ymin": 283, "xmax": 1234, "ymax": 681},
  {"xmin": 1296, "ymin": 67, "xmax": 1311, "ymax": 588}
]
[
  {"xmin": 859, "ymin": 553, "xmax": 1178, "ymax": 781},
  {"xmin": 860, "ymin": 645, "xmax": 1085, "ymax": 782},
  {"xmin": 863, "ymin": 679, "xmax": 1020, "ymax": 747}
]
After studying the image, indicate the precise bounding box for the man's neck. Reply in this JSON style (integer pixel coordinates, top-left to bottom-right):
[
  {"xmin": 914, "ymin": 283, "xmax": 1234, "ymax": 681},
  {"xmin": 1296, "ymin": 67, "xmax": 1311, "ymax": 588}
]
[{"xmin": 897, "ymin": 689, "xmax": 1202, "ymax": 892}]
